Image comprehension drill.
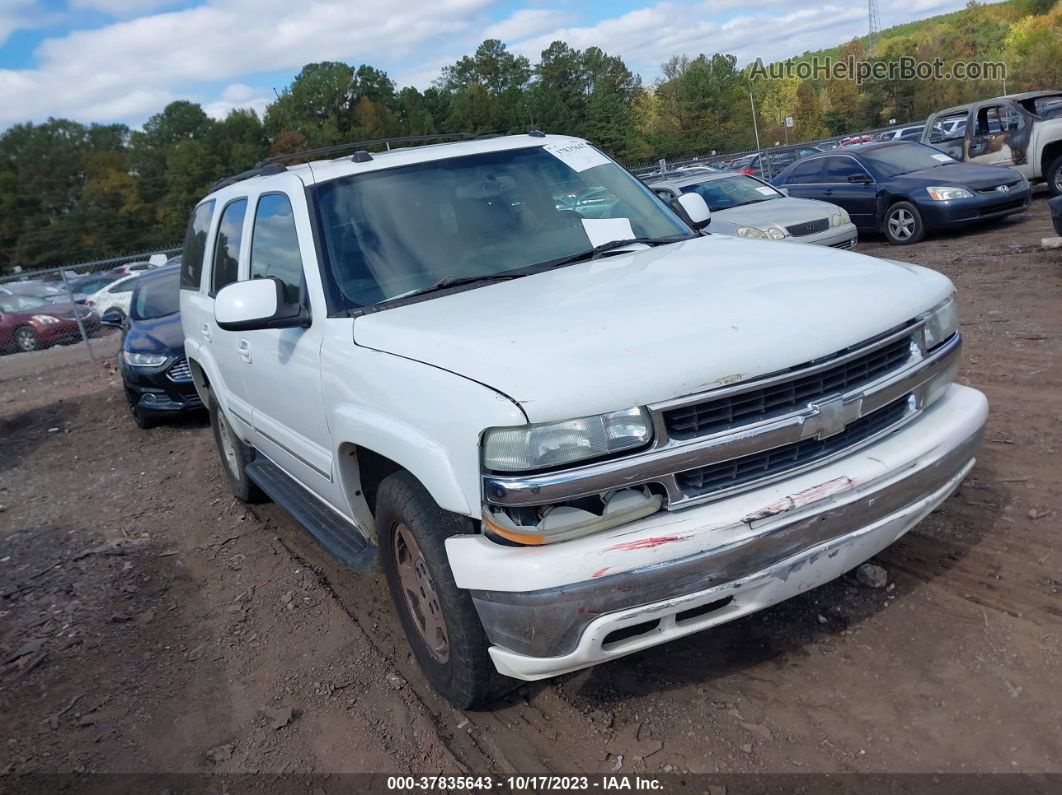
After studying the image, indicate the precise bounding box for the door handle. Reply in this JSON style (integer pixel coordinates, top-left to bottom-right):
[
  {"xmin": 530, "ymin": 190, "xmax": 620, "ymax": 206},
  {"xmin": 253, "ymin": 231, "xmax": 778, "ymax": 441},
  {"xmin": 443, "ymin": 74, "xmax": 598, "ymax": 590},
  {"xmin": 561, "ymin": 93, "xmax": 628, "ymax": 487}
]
[
  {"xmin": 201, "ymin": 323, "xmax": 212, "ymax": 343},
  {"xmin": 823, "ymin": 189, "xmax": 833, "ymax": 196},
  {"xmin": 238, "ymin": 338, "xmax": 252, "ymax": 364}
]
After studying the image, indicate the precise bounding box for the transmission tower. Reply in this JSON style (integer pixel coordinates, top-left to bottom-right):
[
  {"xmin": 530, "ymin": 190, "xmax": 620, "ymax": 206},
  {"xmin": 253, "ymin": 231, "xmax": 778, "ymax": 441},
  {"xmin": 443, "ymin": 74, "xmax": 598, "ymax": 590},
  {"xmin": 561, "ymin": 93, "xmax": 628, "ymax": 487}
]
[{"xmin": 867, "ymin": 0, "xmax": 882, "ymax": 56}]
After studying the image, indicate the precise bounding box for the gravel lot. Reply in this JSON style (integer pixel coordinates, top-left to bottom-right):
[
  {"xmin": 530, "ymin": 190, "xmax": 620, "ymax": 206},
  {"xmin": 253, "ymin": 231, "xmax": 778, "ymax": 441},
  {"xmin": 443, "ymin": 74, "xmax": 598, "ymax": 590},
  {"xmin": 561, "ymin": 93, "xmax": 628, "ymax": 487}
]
[{"xmin": 1, "ymin": 195, "xmax": 1060, "ymax": 778}]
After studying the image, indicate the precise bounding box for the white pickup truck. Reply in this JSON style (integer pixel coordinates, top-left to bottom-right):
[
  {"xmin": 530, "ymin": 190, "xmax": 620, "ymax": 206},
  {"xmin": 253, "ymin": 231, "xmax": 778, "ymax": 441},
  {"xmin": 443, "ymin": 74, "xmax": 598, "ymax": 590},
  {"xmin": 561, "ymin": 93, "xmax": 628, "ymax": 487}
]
[{"xmin": 180, "ymin": 133, "xmax": 987, "ymax": 708}]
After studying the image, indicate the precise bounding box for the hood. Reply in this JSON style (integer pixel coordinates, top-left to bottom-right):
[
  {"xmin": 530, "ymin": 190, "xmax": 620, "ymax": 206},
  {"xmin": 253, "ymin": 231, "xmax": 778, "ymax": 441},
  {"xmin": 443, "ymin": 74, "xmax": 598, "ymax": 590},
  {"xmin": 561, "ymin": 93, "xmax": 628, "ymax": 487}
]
[
  {"xmin": 125, "ymin": 312, "xmax": 184, "ymax": 354},
  {"xmin": 714, "ymin": 197, "xmax": 835, "ymax": 228},
  {"xmin": 893, "ymin": 162, "xmax": 1021, "ymax": 191},
  {"xmin": 353, "ymin": 237, "xmax": 952, "ymax": 422}
]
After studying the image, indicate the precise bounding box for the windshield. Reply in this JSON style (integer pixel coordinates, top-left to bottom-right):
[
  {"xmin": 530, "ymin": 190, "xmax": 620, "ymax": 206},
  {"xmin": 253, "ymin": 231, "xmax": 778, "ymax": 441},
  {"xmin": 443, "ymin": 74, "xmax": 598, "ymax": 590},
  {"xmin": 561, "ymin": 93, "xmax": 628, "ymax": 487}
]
[
  {"xmin": 131, "ymin": 272, "xmax": 179, "ymax": 320},
  {"xmin": 861, "ymin": 143, "xmax": 955, "ymax": 176},
  {"xmin": 0, "ymin": 295, "xmax": 50, "ymax": 312},
  {"xmin": 679, "ymin": 175, "xmax": 782, "ymax": 212},
  {"xmin": 311, "ymin": 144, "xmax": 692, "ymax": 309}
]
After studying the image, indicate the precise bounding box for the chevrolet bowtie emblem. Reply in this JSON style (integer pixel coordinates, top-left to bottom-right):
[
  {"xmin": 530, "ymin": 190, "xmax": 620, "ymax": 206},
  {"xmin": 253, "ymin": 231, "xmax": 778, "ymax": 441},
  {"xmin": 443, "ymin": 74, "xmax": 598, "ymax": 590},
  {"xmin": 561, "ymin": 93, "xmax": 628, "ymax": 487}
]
[{"xmin": 802, "ymin": 395, "xmax": 863, "ymax": 440}]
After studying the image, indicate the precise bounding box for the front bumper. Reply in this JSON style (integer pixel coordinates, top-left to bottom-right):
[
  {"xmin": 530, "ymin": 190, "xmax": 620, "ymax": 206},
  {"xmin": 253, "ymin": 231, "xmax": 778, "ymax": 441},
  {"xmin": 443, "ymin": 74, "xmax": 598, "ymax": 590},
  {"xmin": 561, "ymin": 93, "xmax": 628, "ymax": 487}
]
[
  {"xmin": 446, "ymin": 384, "xmax": 987, "ymax": 680},
  {"xmin": 121, "ymin": 359, "xmax": 202, "ymax": 415},
  {"xmin": 791, "ymin": 222, "xmax": 858, "ymax": 248},
  {"xmin": 917, "ymin": 188, "xmax": 1031, "ymax": 228}
]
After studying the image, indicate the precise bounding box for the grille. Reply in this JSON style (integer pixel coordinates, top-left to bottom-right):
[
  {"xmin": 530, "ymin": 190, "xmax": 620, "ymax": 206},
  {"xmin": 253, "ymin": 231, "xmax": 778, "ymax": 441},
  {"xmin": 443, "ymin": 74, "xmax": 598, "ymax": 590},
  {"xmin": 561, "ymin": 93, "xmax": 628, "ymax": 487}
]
[
  {"xmin": 167, "ymin": 357, "xmax": 192, "ymax": 383},
  {"xmin": 975, "ymin": 180, "xmax": 1022, "ymax": 194},
  {"xmin": 786, "ymin": 218, "xmax": 830, "ymax": 237},
  {"xmin": 664, "ymin": 335, "xmax": 913, "ymax": 440},
  {"xmin": 675, "ymin": 396, "xmax": 910, "ymax": 499}
]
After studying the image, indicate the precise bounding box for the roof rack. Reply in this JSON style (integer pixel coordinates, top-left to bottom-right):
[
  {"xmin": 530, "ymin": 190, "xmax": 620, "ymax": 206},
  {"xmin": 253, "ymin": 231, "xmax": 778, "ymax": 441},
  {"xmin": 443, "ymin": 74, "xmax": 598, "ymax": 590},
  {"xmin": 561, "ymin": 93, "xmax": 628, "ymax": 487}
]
[{"xmin": 209, "ymin": 130, "xmax": 546, "ymax": 193}]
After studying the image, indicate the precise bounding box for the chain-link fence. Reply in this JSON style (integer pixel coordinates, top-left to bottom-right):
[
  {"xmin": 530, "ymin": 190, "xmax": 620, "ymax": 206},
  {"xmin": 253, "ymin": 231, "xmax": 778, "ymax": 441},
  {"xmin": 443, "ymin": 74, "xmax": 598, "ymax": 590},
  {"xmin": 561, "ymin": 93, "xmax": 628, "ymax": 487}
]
[
  {"xmin": 626, "ymin": 119, "xmax": 928, "ymax": 181},
  {"xmin": 0, "ymin": 247, "xmax": 181, "ymax": 365}
]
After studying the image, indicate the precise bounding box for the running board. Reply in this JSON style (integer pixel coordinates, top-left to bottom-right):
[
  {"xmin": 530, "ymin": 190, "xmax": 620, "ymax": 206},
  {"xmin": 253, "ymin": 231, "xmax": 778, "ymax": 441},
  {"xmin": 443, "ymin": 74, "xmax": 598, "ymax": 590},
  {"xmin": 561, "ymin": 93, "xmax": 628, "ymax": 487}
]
[{"xmin": 246, "ymin": 458, "xmax": 377, "ymax": 572}]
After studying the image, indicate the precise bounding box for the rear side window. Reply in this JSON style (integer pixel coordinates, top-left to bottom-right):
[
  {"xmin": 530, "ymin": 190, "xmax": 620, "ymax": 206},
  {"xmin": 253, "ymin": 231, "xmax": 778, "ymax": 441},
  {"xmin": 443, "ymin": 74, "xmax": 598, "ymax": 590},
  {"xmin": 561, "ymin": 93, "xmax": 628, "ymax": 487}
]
[
  {"xmin": 179, "ymin": 200, "xmax": 216, "ymax": 290},
  {"xmin": 250, "ymin": 194, "xmax": 304, "ymax": 305},
  {"xmin": 784, "ymin": 159, "xmax": 824, "ymax": 184},
  {"xmin": 211, "ymin": 199, "xmax": 247, "ymax": 296}
]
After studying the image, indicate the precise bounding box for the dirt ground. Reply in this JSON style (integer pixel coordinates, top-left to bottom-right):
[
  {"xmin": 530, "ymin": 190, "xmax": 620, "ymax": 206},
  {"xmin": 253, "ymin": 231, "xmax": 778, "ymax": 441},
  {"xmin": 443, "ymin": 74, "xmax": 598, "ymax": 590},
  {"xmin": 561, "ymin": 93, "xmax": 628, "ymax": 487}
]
[{"xmin": 1, "ymin": 195, "xmax": 1060, "ymax": 779}]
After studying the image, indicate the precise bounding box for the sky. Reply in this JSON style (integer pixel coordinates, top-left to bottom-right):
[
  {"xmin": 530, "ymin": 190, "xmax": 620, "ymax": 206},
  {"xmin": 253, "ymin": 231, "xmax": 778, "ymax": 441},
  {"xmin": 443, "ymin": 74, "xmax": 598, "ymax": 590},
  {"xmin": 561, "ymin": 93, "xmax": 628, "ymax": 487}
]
[{"xmin": 0, "ymin": 0, "xmax": 988, "ymax": 130}]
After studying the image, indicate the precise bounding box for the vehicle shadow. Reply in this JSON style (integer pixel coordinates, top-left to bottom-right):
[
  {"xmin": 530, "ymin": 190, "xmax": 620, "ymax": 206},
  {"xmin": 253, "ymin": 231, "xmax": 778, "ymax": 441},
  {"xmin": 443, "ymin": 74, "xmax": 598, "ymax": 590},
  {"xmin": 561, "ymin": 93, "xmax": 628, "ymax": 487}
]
[
  {"xmin": 555, "ymin": 452, "xmax": 1007, "ymax": 704},
  {"xmin": 0, "ymin": 401, "xmax": 84, "ymax": 475}
]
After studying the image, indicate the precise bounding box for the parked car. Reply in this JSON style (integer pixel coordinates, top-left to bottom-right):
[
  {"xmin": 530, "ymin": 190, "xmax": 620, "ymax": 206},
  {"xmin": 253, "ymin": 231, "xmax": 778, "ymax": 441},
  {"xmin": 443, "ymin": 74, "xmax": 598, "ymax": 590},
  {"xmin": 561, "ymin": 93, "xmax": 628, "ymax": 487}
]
[
  {"xmin": 181, "ymin": 132, "xmax": 985, "ymax": 708},
  {"xmin": 731, "ymin": 146, "xmax": 825, "ymax": 180},
  {"xmin": 0, "ymin": 279, "xmax": 83, "ymax": 304},
  {"xmin": 647, "ymin": 170, "xmax": 857, "ymax": 248},
  {"xmin": 771, "ymin": 140, "xmax": 1031, "ymax": 244},
  {"xmin": 69, "ymin": 271, "xmax": 130, "ymax": 296},
  {"xmin": 112, "ymin": 260, "xmax": 153, "ymax": 277},
  {"xmin": 113, "ymin": 264, "xmax": 201, "ymax": 428},
  {"xmin": 922, "ymin": 91, "xmax": 1062, "ymax": 195},
  {"xmin": 85, "ymin": 273, "xmax": 138, "ymax": 323},
  {"xmin": 879, "ymin": 125, "xmax": 925, "ymax": 142},
  {"xmin": 0, "ymin": 294, "xmax": 99, "ymax": 352}
]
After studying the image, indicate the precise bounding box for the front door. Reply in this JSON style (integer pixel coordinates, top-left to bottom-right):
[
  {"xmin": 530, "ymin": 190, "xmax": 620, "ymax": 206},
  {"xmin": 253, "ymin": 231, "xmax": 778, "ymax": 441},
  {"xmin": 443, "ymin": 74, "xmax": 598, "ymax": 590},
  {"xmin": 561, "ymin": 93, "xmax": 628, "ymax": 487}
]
[
  {"xmin": 968, "ymin": 103, "xmax": 1025, "ymax": 167},
  {"xmin": 822, "ymin": 157, "xmax": 878, "ymax": 229},
  {"xmin": 236, "ymin": 182, "xmax": 337, "ymax": 504}
]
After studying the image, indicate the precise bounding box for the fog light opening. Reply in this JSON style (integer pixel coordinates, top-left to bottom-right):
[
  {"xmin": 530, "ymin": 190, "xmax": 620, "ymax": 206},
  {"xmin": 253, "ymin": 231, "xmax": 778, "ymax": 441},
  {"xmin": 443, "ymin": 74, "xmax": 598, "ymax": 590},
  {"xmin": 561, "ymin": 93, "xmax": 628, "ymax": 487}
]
[{"xmin": 602, "ymin": 619, "xmax": 660, "ymax": 649}]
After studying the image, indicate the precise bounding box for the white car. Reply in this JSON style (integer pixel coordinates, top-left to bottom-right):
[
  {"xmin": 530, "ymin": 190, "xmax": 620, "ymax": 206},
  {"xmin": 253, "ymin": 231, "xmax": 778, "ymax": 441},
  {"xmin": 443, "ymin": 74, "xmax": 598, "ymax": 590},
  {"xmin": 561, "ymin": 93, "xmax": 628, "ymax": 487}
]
[
  {"xmin": 85, "ymin": 274, "xmax": 138, "ymax": 322},
  {"xmin": 180, "ymin": 133, "xmax": 987, "ymax": 708}
]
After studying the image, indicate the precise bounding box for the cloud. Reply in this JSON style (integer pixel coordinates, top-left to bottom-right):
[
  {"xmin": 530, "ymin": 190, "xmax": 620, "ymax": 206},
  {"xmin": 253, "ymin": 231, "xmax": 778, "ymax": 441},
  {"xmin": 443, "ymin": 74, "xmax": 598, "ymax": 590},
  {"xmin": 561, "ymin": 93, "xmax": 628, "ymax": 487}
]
[
  {"xmin": 0, "ymin": 0, "xmax": 58, "ymax": 46},
  {"xmin": 482, "ymin": 8, "xmax": 573, "ymax": 42},
  {"xmin": 0, "ymin": 0, "xmax": 495, "ymax": 127},
  {"xmin": 203, "ymin": 82, "xmax": 272, "ymax": 120}
]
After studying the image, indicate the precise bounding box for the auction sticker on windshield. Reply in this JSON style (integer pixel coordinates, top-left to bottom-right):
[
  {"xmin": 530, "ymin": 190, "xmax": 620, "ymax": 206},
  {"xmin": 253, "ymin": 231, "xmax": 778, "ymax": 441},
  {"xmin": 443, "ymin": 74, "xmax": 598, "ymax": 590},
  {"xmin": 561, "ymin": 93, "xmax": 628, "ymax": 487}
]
[
  {"xmin": 931, "ymin": 153, "xmax": 956, "ymax": 162},
  {"xmin": 756, "ymin": 186, "xmax": 776, "ymax": 195},
  {"xmin": 544, "ymin": 141, "xmax": 611, "ymax": 172}
]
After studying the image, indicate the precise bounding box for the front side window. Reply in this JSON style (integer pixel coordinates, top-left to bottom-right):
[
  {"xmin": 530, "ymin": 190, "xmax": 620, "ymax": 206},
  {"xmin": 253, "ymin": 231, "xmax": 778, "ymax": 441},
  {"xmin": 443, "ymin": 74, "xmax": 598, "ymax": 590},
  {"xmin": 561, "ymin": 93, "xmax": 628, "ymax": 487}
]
[
  {"xmin": 180, "ymin": 200, "xmax": 216, "ymax": 290},
  {"xmin": 929, "ymin": 113, "xmax": 967, "ymax": 143},
  {"xmin": 311, "ymin": 145, "xmax": 692, "ymax": 310},
  {"xmin": 824, "ymin": 157, "xmax": 869, "ymax": 183},
  {"xmin": 211, "ymin": 199, "xmax": 247, "ymax": 296},
  {"xmin": 250, "ymin": 194, "xmax": 303, "ymax": 305},
  {"xmin": 679, "ymin": 175, "xmax": 782, "ymax": 212}
]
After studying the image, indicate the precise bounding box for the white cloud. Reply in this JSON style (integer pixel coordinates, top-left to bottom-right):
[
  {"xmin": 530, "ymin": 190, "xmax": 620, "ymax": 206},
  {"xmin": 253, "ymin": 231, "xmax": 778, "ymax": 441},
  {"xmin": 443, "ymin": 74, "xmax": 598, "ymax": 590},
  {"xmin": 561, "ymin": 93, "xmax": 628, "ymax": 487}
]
[
  {"xmin": 482, "ymin": 8, "xmax": 573, "ymax": 42},
  {"xmin": 0, "ymin": 0, "xmax": 56, "ymax": 46},
  {"xmin": 203, "ymin": 82, "xmax": 272, "ymax": 119},
  {"xmin": 0, "ymin": 0, "xmax": 495, "ymax": 127}
]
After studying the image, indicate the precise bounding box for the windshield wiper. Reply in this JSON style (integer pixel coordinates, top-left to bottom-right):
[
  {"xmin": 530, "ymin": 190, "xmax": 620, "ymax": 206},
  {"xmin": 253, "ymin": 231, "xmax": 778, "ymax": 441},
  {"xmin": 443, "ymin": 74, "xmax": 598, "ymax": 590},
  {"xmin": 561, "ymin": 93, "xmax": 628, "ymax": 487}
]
[
  {"xmin": 533, "ymin": 235, "xmax": 686, "ymax": 272},
  {"xmin": 387, "ymin": 272, "xmax": 525, "ymax": 303}
]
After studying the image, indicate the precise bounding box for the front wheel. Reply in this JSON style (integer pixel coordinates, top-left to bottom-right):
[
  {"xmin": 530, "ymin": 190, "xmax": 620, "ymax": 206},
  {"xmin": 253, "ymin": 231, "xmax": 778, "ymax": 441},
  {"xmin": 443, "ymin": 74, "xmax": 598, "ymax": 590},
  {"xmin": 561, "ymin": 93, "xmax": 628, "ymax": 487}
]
[
  {"xmin": 125, "ymin": 388, "xmax": 157, "ymax": 429},
  {"xmin": 13, "ymin": 326, "xmax": 38, "ymax": 352},
  {"xmin": 208, "ymin": 397, "xmax": 265, "ymax": 503},
  {"xmin": 1046, "ymin": 155, "xmax": 1062, "ymax": 197},
  {"xmin": 883, "ymin": 201, "xmax": 925, "ymax": 245},
  {"xmin": 376, "ymin": 471, "xmax": 514, "ymax": 709}
]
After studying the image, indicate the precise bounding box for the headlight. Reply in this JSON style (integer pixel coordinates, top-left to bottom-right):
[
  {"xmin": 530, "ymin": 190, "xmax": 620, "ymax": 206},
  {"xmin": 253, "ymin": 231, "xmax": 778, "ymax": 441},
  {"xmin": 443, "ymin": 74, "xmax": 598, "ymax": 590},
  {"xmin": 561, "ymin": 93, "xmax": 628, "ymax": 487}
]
[
  {"xmin": 923, "ymin": 296, "xmax": 959, "ymax": 350},
  {"xmin": 736, "ymin": 226, "xmax": 768, "ymax": 239},
  {"xmin": 926, "ymin": 186, "xmax": 973, "ymax": 201},
  {"xmin": 830, "ymin": 208, "xmax": 851, "ymax": 227},
  {"xmin": 766, "ymin": 225, "xmax": 788, "ymax": 240},
  {"xmin": 483, "ymin": 407, "xmax": 652, "ymax": 473},
  {"xmin": 123, "ymin": 351, "xmax": 169, "ymax": 368},
  {"xmin": 31, "ymin": 314, "xmax": 61, "ymax": 324}
]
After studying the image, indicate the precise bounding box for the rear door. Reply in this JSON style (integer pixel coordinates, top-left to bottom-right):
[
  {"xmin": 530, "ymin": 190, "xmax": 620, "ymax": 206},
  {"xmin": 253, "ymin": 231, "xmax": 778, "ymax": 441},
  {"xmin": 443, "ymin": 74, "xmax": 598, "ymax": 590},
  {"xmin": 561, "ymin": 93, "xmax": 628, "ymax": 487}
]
[{"xmin": 822, "ymin": 156, "xmax": 878, "ymax": 228}]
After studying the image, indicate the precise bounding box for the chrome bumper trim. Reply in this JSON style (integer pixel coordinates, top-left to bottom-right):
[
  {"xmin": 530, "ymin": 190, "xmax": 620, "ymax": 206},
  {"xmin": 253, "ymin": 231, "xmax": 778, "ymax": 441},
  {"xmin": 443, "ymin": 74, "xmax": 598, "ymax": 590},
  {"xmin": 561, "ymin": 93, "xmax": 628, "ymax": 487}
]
[
  {"xmin": 483, "ymin": 332, "xmax": 960, "ymax": 509},
  {"xmin": 472, "ymin": 425, "xmax": 982, "ymax": 659}
]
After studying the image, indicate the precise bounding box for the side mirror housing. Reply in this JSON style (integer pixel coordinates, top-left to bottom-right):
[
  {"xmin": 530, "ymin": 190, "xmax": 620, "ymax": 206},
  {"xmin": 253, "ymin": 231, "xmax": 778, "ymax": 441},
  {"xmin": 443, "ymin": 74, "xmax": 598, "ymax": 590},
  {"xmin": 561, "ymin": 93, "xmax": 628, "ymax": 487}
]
[
  {"xmin": 776, "ymin": 186, "xmax": 790, "ymax": 196},
  {"xmin": 100, "ymin": 309, "xmax": 124, "ymax": 327},
  {"xmin": 215, "ymin": 278, "xmax": 308, "ymax": 332},
  {"xmin": 675, "ymin": 192, "xmax": 712, "ymax": 230}
]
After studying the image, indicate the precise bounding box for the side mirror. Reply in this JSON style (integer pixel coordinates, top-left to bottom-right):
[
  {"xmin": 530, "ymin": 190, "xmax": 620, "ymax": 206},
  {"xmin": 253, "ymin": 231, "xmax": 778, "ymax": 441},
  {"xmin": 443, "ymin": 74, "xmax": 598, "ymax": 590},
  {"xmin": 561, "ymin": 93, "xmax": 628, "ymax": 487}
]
[
  {"xmin": 848, "ymin": 173, "xmax": 871, "ymax": 184},
  {"xmin": 675, "ymin": 192, "xmax": 711, "ymax": 230},
  {"xmin": 215, "ymin": 278, "xmax": 308, "ymax": 332},
  {"xmin": 100, "ymin": 308, "xmax": 124, "ymax": 327},
  {"xmin": 776, "ymin": 186, "xmax": 790, "ymax": 196}
]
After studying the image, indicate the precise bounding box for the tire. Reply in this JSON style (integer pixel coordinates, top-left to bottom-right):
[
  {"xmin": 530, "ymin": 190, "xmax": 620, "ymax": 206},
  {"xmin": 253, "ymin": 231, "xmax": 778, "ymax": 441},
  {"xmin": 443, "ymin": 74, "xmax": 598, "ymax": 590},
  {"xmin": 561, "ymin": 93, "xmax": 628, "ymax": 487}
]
[
  {"xmin": 883, "ymin": 201, "xmax": 925, "ymax": 245},
  {"xmin": 376, "ymin": 471, "xmax": 515, "ymax": 709},
  {"xmin": 13, "ymin": 326, "xmax": 38, "ymax": 352},
  {"xmin": 125, "ymin": 388, "xmax": 157, "ymax": 429},
  {"xmin": 208, "ymin": 396, "xmax": 266, "ymax": 504},
  {"xmin": 1047, "ymin": 155, "xmax": 1062, "ymax": 197}
]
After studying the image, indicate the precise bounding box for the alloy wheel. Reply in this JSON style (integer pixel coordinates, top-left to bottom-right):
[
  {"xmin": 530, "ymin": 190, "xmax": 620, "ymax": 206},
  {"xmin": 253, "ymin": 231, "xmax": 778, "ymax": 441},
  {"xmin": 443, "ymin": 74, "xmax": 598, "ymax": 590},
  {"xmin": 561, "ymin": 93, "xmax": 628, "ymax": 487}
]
[
  {"xmin": 888, "ymin": 208, "xmax": 915, "ymax": 240},
  {"xmin": 14, "ymin": 327, "xmax": 36, "ymax": 352},
  {"xmin": 393, "ymin": 522, "xmax": 450, "ymax": 663}
]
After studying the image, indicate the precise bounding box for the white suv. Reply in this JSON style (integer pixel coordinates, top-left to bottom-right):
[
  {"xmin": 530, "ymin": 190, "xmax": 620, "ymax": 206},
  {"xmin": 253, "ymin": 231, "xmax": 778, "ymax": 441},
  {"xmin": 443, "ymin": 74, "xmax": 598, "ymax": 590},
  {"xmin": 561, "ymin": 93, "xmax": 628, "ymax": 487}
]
[{"xmin": 180, "ymin": 133, "xmax": 987, "ymax": 708}]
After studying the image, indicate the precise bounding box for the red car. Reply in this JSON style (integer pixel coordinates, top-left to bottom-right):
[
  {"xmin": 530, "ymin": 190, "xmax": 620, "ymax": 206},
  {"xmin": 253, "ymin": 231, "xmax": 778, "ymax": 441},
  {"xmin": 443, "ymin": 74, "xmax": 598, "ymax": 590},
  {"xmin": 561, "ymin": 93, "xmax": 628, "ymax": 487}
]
[{"xmin": 0, "ymin": 294, "xmax": 100, "ymax": 353}]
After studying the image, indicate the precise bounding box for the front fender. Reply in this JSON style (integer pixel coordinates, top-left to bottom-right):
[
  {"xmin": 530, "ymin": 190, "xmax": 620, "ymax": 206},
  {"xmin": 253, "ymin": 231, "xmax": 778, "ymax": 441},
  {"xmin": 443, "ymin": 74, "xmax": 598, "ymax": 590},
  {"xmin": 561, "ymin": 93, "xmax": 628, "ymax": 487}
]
[{"xmin": 323, "ymin": 343, "xmax": 527, "ymax": 518}]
